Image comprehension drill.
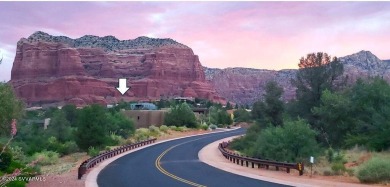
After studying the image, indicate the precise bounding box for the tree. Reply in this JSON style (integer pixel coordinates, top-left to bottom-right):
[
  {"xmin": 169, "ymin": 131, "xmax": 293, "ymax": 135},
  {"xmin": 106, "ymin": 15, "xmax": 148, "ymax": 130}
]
[
  {"xmin": 251, "ymin": 81, "xmax": 284, "ymax": 126},
  {"xmin": 292, "ymin": 52, "xmax": 344, "ymax": 127},
  {"xmin": 164, "ymin": 103, "xmax": 197, "ymax": 128},
  {"xmin": 46, "ymin": 110, "xmax": 72, "ymax": 143},
  {"xmin": 251, "ymin": 101, "xmax": 265, "ymax": 120},
  {"xmin": 233, "ymin": 108, "xmax": 251, "ymax": 122},
  {"xmin": 312, "ymin": 90, "xmax": 355, "ymax": 148},
  {"xmin": 263, "ymin": 81, "xmax": 284, "ymax": 126},
  {"xmin": 61, "ymin": 104, "xmax": 78, "ymax": 126},
  {"xmin": 106, "ymin": 112, "xmax": 135, "ymax": 138},
  {"xmin": 250, "ymin": 119, "xmax": 319, "ymax": 162},
  {"xmin": 226, "ymin": 102, "xmax": 233, "ymax": 110},
  {"xmin": 75, "ymin": 104, "xmax": 109, "ymax": 151},
  {"xmin": 0, "ymin": 83, "xmax": 24, "ymax": 136},
  {"xmin": 208, "ymin": 106, "xmax": 231, "ymax": 126},
  {"xmin": 345, "ymin": 78, "xmax": 390, "ymax": 151}
]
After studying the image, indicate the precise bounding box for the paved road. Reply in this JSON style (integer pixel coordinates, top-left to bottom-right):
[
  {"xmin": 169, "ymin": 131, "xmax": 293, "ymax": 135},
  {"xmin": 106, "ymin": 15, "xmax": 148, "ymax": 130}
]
[{"xmin": 97, "ymin": 128, "xmax": 289, "ymax": 187}]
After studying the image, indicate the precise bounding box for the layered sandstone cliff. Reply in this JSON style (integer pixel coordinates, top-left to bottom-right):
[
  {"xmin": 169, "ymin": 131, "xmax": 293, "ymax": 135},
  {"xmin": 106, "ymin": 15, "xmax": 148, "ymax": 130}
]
[
  {"xmin": 10, "ymin": 31, "xmax": 224, "ymax": 106},
  {"xmin": 206, "ymin": 50, "xmax": 390, "ymax": 106}
]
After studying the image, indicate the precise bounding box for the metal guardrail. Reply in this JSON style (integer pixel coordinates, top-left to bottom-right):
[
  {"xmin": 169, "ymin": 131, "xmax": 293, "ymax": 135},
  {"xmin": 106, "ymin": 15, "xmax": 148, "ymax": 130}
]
[
  {"xmin": 78, "ymin": 138, "xmax": 157, "ymax": 179},
  {"xmin": 218, "ymin": 141, "xmax": 304, "ymax": 175}
]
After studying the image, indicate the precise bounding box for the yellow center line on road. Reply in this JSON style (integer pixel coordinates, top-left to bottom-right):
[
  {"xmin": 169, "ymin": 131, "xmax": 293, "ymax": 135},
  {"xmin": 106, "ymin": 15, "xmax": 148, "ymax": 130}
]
[{"xmin": 155, "ymin": 138, "xmax": 207, "ymax": 187}]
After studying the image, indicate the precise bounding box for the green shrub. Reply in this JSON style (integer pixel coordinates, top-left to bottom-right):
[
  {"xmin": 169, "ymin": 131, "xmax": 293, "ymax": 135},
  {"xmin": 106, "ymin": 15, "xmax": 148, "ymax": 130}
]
[
  {"xmin": 5, "ymin": 180, "xmax": 27, "ymax": 187},
  {"xmin": 134, "ymin": 128, "xmax": 150, "ymax": 141},
  {"xmin": 333, "ymin": 152, "xmax": 347, "ymax": 164},
  {"xmin": 33, "ymin": 151, "xmax": 59, "ymax": 165},
  {"xmin": 177, "ymin": 126, "xmax": 188, "ymax": 132},
  {"xmin": 326, "ymin": 148, "xmax": 334, "ymax": 162},
  {"xmin": 58, "ymin": 141, "xmax": 79, "ymax": 155},
  {"xmin": 169, "ymin": 125, "xmax": 177, "ymax": 130},
  {"xmin": 164, "ymin": 103, "xmax": 197, "ymax": 128},
  {"xmin": 199, "ymin": 123, "xmax": 208, "ymax": 130},
  {"xmin": 148, "ymin": 125, "xmax": 161, "ymax": 137},
  {"xmin": 87, "ymin": 147, "xmax": 99, "ymax": 157},
  {"xmin": 0, "ymin": 149, "xmax": 12, "ymax": 171},
  {"xmin": 357, "ymin": 157, "xmax": 390, "ymax": 183},
  {"xmin": 250, "ymin": 119, "xmax": 319, "ymax": 162},
  {"xmin": 10, "ymin": 146, "xmax": 29, "ymax": 164},
  {"xmin": 331, "ymin": 162, "xmax": 346, "ymax": 175},
  {"xmin": 159, "ymin": 125, "xmax": 169, "ymax": 133},
  {"xmin": 5, "ymin": 160, "xmax": 23, "ymax": 174},
  {"xmin": 110, "ymin": 133, "xmax": 126, "ymax": 145},
  {"xmin": 209, "ymin": 124, "xmax": 217, "ymax": 130}
]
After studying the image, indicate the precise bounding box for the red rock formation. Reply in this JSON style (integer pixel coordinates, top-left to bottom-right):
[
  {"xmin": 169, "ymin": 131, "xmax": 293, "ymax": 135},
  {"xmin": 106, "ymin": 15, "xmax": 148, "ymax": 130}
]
[{"xmin": 10, "ymin": 32, "xmax": 224, "ymax": 106}]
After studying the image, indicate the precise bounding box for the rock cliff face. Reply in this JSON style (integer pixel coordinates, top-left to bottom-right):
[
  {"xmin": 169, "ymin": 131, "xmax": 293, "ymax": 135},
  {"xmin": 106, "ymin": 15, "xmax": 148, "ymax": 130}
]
[
  {"xmin": 10, "ymin": 31, "xmax": 224, "ymax": 106},
  {"xmin": 205, "ymin": 50, "xmax": 390, "ymax": 106},
  {"xmin": 339, "ymin": 50, "xmax": 390, "ymax": 83},
  {"xmin": 205, "ymin": 68, "xmax": 296, "ymax": 106}
]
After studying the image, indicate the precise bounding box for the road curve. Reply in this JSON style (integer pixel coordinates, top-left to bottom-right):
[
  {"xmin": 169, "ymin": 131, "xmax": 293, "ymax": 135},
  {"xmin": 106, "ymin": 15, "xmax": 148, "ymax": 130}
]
[{"xmin": 97, "ymin": 128, "xmax": 289, "ymax": 187}]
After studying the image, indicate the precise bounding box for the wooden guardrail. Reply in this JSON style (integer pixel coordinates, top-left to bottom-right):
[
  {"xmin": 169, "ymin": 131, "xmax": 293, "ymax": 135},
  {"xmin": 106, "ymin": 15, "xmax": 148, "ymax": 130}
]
[
  {"xmin": 78, "ymin": 138, "xmax": 157, "ymax": 179},
  {"xmin": 218, "ymin": 141, "xmax": 304, "ymax": 175}
]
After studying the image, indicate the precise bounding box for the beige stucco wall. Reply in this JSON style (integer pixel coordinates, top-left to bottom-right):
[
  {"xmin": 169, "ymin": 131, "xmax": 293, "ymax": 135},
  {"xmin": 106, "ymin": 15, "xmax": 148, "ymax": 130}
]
[{"xmin": 122, "ymin": 110, "xmax": 168, "ymax": 128}]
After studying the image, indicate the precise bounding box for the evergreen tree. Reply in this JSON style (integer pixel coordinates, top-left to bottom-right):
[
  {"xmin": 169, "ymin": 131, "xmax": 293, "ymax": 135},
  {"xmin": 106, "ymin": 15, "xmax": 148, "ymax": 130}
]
[
  {"xmin": 75, "ymin": 104, "xmax": 109, "ymax": 151},
  {"xmin": 47, "ymin": 110, "xmax": 72, "ymax": 143},
  {"xmin": 0, "ymin": 83, "xmax": 24, "ymax": 136},
  {"xmin": 233, "ymin": 108, "xmax": 251, "ymax": 122},
  {"xmin": 226, "ymin": 101, "xmax": 232, "ymax": 110},
  {"xmin": 292, "ymin": 52, "xmax": 344, "ymax": 127},
  {"xmin": 251, "ymin": 81, "xmax": 284, "ymax": 126},
  {"xmin": 61, "ymin": 104, "xmax": 78, "ymax": 127}
]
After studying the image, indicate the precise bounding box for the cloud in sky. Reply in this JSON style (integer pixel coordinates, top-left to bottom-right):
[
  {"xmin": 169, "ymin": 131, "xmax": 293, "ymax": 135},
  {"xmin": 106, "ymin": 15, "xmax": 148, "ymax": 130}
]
[{"xmin": 1, "ymin": 2, "xmax": 390, "ymax": 81}]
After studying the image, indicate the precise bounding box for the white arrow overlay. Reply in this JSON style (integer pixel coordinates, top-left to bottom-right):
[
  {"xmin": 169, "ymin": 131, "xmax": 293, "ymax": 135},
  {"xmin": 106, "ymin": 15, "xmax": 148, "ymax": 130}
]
[{"xmin": 116, "ymin": 78, "xmax": 130, "ymax": 95}]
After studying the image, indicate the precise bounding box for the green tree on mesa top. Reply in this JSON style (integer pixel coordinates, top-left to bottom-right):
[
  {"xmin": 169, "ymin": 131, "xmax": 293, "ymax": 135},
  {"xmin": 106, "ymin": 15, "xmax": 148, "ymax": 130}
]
[{"xmin": 292, "ymin": 52, "xmax": 344, "ymax": 127}]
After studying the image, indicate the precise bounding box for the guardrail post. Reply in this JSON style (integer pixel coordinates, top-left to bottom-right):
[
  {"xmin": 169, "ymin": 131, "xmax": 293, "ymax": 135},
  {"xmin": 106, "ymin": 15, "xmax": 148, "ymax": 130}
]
[
  {"xmin": 246, "ymin": 161, "xmax": 248, "ymax": 167},
  {"xmin": 251, "ymin": 162, "xmax": 254, "ymax": 168},
  {"xmin": 276, "ymin": 166, "xmax": 279, "ymax": 171},
  {"xmin": 78, "ymin": 165, "xmax": 86, "ymax": 179},
  {"xmin": 241, "ymin": 160, "xmax": 243, "ymax": 166},
  {"xmin": 287, "ymin": 168, "xmax": 290, "ymax": 173},
  {"xmin": 266, "ymin": 165, "xmax": 269, "ymax": 170}
]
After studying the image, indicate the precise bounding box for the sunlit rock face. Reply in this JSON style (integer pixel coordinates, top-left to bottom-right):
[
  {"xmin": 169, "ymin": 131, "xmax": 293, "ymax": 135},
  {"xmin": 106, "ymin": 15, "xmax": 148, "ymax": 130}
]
[{"xmin": 10, "ymin": 31, "xmax": 225, "ymax": 106}]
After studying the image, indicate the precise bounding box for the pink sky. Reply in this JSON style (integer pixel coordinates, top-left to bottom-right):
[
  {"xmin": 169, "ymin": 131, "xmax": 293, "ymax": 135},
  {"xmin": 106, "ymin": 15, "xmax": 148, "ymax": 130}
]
[{"xmin": 1, "ymin": 2, "xmax": 390, "ymax": 81}]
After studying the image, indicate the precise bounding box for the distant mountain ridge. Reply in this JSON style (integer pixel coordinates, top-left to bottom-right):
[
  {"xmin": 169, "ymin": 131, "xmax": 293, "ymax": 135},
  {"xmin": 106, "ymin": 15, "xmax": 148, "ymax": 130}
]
[
  {"xmin": 205, "ymin": 50, "xmax": 390, "ymax": 105},
  {"xmin": 10, "ymin": 31, "xmax": 390, "ymax": 106}
]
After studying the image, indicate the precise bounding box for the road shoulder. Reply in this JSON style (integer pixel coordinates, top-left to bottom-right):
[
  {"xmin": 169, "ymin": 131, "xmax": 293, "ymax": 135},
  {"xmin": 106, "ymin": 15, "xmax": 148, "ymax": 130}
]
[{"xmin": 198, "ymin": 136, "xmax": 375, "ymax": 187}]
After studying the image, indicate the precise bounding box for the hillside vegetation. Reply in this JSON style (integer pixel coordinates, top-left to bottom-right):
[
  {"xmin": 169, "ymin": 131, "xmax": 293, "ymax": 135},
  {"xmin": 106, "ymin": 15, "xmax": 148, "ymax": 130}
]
[{"xmin": 231, "ymin": 52, "xmax": 390, "ymax": 184}]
